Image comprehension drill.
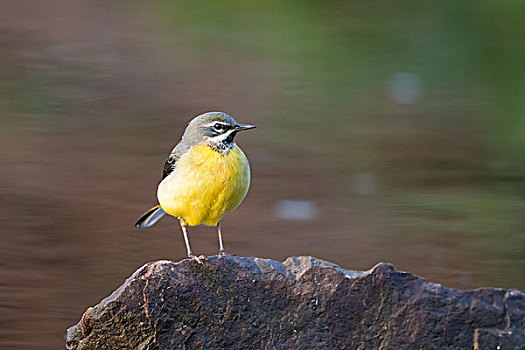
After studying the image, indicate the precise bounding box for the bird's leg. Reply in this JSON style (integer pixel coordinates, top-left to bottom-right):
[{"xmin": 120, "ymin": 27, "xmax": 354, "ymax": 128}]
[
  {"xmin": 217, "ymin": 221, "xmax": 227, "ymax": 256},
  {"xmin": 179, "ymin": 218, "xmax": 202, "ymax": 264},
  {"xmin": 179, "ymin": 218, "xmax": 192, "ymax": 256}
]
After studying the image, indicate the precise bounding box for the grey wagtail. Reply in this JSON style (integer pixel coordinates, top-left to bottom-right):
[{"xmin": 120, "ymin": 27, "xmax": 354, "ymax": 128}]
[{"xmin": 135, "ymin": 112, "xmax": 256, "ymax": 262}]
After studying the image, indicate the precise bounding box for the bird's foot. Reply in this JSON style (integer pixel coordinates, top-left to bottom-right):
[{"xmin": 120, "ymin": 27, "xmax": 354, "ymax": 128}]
[
  {"xmin": 219, "ymin": 250, "xmax": 235, "ymax": 257},
  {"xmin": 187, "ymin": 254, "xmax": 204, "ymax": 264}
]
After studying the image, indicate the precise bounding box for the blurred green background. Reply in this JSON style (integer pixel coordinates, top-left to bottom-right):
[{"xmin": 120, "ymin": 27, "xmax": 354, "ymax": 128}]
[{"xmin": 1, "ymin": 0, "xmax": 524, "ymax": 348}]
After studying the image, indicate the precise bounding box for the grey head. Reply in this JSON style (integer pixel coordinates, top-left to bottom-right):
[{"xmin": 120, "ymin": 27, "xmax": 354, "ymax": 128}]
[
  {"xmin": 181, "ymin": 112, "xmax": 256, "ymax": 153},
  {"xmin": 162, "ymin": 112, "xmax": 255, "ymax": 179}
]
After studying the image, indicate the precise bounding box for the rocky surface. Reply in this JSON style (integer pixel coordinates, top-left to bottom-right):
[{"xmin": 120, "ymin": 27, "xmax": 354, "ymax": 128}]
[{"xmin": 66, "ymin": 256, "xmax": 525, "ymax": 349}]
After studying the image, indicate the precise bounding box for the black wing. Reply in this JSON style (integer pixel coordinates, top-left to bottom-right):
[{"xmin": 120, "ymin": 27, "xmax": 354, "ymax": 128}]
[
  {"xmin": 162, "ymin": 153, "xmax": 179, "ymax": 180},
  {"xmin": 161, "ymin": 142, "xmax": 189, "ymax": 180}
]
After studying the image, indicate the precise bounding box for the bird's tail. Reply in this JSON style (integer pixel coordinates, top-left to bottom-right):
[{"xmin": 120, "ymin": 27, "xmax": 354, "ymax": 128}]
[{"xmin": 135, "ymin": 205, "xmax": 166, "ymax": 228}]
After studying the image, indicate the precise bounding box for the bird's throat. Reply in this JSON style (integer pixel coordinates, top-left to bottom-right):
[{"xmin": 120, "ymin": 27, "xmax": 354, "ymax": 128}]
[{"xmin": 208, "ymin": 133, "xmax": 237, "ymax": 155}]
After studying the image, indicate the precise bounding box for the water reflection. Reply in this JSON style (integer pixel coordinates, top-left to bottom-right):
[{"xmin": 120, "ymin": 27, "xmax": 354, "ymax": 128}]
[
  {"xmin": 275, "ymin": 200, "xmax": 318, "ymax": 220},
  {"xmin": 353, "ymin": 172, "xmax": 378, "ymax": 196},
  {"xmin": 1, "ymin": 0, "xmax": 524, "ymax": 349},
  {"xmin": 389, "ymin": 72, "xmax": 423, "ymax": 105}
]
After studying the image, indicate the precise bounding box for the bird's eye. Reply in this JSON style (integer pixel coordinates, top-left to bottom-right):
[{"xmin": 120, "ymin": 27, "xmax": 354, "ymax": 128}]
[{"xmin": 213, "ymin": 123, "xmax": 225, "ymax": 131}]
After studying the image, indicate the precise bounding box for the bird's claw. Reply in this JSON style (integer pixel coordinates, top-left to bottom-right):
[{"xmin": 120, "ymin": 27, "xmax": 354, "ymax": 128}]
[
  {"xmin": 219, "ymin": 250, "xmax": 236, "ymax": 257},
  {"xmin": 187, "ymin": 254, "xmax": 204, "ymax": 264}
]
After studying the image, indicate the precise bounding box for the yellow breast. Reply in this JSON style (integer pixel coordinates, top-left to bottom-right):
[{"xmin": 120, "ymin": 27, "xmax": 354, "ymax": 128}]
[{"xmin": 157, "ymin": 144, "xmax": 250, "ymax": 226}]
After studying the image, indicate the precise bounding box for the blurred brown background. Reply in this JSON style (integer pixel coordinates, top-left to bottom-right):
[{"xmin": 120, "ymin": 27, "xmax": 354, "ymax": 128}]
[{"xmin": 1, "ymin": 0, "xmax": 524, "ymax": 348}]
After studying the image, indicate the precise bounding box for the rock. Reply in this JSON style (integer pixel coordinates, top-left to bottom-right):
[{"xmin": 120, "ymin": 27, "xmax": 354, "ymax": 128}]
[{"xmin": 66, "ymin": 256, "xmax": 525, "ymax": 349}]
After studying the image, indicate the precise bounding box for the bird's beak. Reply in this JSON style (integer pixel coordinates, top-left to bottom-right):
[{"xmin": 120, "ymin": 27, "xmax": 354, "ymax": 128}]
[{"xmin": 234, "ymin": 123, "xmax": 256, "ymax": 131}]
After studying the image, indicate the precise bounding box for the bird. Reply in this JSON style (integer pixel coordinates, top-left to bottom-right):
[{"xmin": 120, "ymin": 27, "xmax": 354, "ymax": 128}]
[{"xmin": 135, "ymin": 111, "xmax": 255, "ymax": 262}]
